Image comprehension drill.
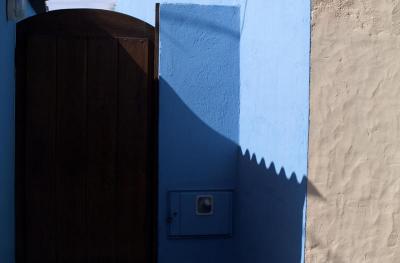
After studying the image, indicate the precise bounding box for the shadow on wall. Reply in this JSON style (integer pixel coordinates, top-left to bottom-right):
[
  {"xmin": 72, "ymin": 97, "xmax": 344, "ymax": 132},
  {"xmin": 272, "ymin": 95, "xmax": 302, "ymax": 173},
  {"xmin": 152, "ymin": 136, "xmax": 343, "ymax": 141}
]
[
  {"xmin": 236, "ymin": 151, "xmax": 306, "ymax": 263},
  {"xmin": 159, "ymin": 77, "xmax": 238, "ymax": 190},
  {"xmin": 28, "ymin": 0, "xmax": 46, "ymax": 13},
  {"xmin": 159, "ymin": 77, "xmax": 320, "ymax": 263},
  {"xmin": 160, "ymin": 8, "xmax": 240, "ymax": 40},
  {"xmin": 159, "ymin": 77, "xmax": 237, "ymax": 263}
]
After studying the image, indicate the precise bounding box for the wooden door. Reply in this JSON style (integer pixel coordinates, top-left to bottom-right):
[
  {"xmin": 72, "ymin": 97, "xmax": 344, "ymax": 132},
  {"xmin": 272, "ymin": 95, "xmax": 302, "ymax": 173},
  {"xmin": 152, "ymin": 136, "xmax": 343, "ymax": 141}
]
[{"xmin": 15, "ymin": 9, "xmax": 158, "ymax": 263}]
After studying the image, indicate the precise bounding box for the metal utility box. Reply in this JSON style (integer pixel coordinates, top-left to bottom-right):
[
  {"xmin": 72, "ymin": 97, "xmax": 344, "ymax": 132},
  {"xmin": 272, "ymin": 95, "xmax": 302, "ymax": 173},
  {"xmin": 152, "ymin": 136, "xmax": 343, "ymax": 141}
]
[{"xmin": 167, "ymin": 190, "xmax": 233, "ymax": 238}]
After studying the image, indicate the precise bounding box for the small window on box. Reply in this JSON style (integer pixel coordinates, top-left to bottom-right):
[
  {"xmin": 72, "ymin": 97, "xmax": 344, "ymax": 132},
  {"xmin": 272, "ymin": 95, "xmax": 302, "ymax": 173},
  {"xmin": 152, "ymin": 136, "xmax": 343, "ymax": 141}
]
[{"xmin": 196, "ymin": 195, "xmax": 214, "ymax": 216}]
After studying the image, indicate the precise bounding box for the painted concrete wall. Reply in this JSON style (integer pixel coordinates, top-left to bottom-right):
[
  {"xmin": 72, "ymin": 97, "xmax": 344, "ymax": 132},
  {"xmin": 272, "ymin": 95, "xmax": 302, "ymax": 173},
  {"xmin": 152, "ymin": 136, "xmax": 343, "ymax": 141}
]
[
  {"xmin": 117, "ymin": 1, "xmax": 310, "ymax": 262},
  {"xmin": 115, "ymin": 0, "xmax": 310, "ymax": 172},
  {"xmin": 115, "ymin": 0, "xmax": 243, "ymax": 26},
  {"xmin": 307, "ymin": 1, "xmax": 400, "ymax": 262},
  {"xmin": 236, "ymin": 1, "xmax": 310, "ymax": 262},
  {"xmin": 236, "ymin": 152, "xmax": 307, "ymax": 262},
  {"xmin": 158, "ymin": 4, "xmax": 240, "ymax": 262},
  {"xmin": 0, "ymin": 1, "xmax": 16, "ymax": 261},
  {"xmin": 239, "ymin": 0, "xmax": 310, "ymax": 179}
]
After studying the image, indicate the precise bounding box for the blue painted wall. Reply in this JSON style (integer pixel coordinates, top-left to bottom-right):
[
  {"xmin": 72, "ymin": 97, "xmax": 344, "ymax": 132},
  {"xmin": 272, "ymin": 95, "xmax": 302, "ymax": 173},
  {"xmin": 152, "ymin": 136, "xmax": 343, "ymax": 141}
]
[
  {"xmin": 115, "ymin": 1, "xmax": 310, "ymax": 175},
  {"xmin": 239, "ymin": 0, "xmax": 310, "ymax": 180},
  {"xmin": 237, "ymin": 1, "xmax": 310, "ymax": 263},
  {"xmin": 117, "ymin": 1, "xmax": 310, "ymax": 263},
  {"xmin": 235, "ymin": 152, "xmax": 307, "ymax": 263},
  {"xmin": 115, "ymin": 0, "xmax": 243, "ymax": 25},
  {"xmin": 0, "ymin": 1, "xmax": 16, "ymax": 261},
  {"xmin": 115, "ymin": 0, "xmax": 310, "ymax": 174},
  {"xmin": 158, "ymin": 4, "xmax": 240, "ymax": 262}
]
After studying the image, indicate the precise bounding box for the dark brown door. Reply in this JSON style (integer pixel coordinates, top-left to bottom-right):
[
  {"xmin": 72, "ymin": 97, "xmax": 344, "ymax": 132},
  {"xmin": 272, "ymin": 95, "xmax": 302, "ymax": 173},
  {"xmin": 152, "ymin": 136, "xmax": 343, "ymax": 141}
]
[{"xmin": 15, "ymin": 9, "xmax": 158, "ymax": 263}]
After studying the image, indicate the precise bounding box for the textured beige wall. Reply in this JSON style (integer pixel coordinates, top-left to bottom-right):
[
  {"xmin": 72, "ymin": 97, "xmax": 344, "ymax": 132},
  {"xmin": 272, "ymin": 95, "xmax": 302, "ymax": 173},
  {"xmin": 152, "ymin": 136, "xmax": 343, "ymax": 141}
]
[{"xmin": 307, "ymin": 0, "xmax": 400, "ymax": 262}]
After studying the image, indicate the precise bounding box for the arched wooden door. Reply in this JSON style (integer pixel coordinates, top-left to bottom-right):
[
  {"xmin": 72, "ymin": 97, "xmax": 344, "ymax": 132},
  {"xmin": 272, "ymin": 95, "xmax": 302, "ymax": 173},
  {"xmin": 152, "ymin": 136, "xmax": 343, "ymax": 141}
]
[{"xmin": 15, "ymin": 9, "xmax": 158, "ymax": 263}]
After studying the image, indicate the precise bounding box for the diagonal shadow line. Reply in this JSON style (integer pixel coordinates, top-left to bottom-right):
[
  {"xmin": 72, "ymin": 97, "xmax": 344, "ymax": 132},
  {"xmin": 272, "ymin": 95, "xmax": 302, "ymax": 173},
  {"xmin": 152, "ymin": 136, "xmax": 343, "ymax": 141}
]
[
  {"xmin": 28, "ymin": 0, "xmax": 47, "ymax": 14},
  {"xmin": 307, "ymin": 180, "xmax": 326, "ymax": 201},
  {"xmin": 160, "ymin": 77, "xmax": 310, "ymax": 262}
]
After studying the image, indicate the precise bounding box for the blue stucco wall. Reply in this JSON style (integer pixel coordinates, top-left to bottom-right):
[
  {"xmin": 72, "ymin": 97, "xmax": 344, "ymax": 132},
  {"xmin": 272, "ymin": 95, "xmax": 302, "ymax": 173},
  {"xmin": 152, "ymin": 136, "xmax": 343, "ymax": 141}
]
[
  {"xmin": 0, "ymin": 1, "xmax": 16, "ymax": 261},
  {"xmin": 116, "ymin": 1, "xmax": 310, "ymax": 262},
  {"xmin": 115, "ymin": 1, "xmax": 310, "ymax": 176},
  {"xmin": 117, "ymin": 1, "xmax": 310, "ymax": 262},
  {"xmin": 115, "ymin": 0, "xmax": 310, "ymax": 174},
  {"xmin": 239, "ymin": 0, "xmax": 310, "ymax": 180},
  {"xmin": 158, "ymin": 4, "xmax": 240, "ymax": 263},
  {"xmin": 236, "ymin": 1, "xmax": 310, "ymax": 263},
  {"xmin": 235, "ymin": 152, "xmax": 307, "ymax": 263},
  {"xmin": 115, "ymin": 0, "xmax": 243, "ymax": 25}
]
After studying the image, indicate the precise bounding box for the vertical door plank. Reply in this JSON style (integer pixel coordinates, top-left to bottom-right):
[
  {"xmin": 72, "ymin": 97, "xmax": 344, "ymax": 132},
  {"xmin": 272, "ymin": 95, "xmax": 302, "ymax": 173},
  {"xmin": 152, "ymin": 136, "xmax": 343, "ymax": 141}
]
[
  {"xmin": 87, "ymin": 38, "xmax": 118, "ymax": 262},
  {"xmin": 116, "ymin": 38, "xmax": 149, "ymax": 263},
  {"xmin": 25, "ymin": 35, "xmax": 57, "ymax": 263},
  {"xmin": 56, "ymin": 37, "xmax": 88, "ymax": 263}
]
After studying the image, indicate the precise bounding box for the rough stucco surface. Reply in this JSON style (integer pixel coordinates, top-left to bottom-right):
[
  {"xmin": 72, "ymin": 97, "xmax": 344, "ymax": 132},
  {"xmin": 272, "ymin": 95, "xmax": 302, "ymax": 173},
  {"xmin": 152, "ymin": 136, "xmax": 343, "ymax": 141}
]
[
  {"xmin": 116, "ymin": 0, "xmax": 311, "ymax": 179},
  {"xmin": 158, "ymin": 4, "xmax": 240, "ymax": 263},
  {"xmin": 239, "ymin": 0, "xmax": 310, "ymax": 181},
  {"xmin": 119, "ymin": 2, "xmax": 310, "ymax": 262},
  {"xmin": 307, "ymin": 0, "xmax": 400, "ymax": 262}
]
